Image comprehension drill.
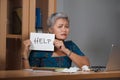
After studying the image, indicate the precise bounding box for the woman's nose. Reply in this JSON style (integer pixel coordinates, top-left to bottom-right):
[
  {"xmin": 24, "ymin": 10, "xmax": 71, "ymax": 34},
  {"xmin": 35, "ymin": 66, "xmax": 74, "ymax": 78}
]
[{"xmin": 62, "ymin": 26, "xmax": 67, "ymax": 31}]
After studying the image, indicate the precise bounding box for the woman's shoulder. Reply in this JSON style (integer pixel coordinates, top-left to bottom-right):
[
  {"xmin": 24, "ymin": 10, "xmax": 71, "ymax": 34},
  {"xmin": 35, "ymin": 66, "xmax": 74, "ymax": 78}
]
[
  {"xmin": 64, "ymin": 40, "xmax": 77, "ymax": 48},
  {"xmin": 64, "ymin": 40, "xmax": 85, "ymax": 56},
  {"xmin": 64, "ymin": 40, "xmax": 76, "ymax": 45}
]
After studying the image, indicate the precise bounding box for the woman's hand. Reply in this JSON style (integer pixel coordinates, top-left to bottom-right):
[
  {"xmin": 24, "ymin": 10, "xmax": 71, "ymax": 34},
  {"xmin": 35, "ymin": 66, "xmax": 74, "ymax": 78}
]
[
  {"xmin": 54, "ymin": 39, "xmax": 67, "ymax": 52},
  {"xmin": 23, "ymin": 39, "xmax": 31, "ymax": 48},
  {"xmin": 22, "ymin": 39, "xmax": 31, "ymax": 59}
]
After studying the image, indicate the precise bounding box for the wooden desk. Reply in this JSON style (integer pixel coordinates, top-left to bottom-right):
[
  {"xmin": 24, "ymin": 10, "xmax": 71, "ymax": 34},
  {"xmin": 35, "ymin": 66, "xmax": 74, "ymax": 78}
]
[{"xmin": 0, "ymin": 70, "xmax": 120, "ymax": 80}]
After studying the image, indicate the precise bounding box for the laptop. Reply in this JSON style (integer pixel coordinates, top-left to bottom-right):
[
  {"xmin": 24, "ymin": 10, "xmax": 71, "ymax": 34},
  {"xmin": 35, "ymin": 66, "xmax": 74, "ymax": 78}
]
[
  {"xmin": 91, "ymin": 44, "xmax": 120, "ymax": 72},
  {"xmin": 105, "ymin": 44, "xmax": 120, "ymax": 71}
]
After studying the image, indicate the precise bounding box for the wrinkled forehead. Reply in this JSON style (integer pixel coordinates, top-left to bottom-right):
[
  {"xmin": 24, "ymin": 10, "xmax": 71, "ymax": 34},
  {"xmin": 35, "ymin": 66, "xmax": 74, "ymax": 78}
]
[{"xmin": 55, "ymin": 18, "xmax": 69, "ymax": 24}]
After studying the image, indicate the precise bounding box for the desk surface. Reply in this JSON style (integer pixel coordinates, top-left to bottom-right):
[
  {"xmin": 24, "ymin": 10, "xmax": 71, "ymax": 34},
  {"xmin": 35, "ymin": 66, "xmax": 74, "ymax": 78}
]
[{"xmin": 0, "ymin": 70, "xmax": 120, "ymax": 80}]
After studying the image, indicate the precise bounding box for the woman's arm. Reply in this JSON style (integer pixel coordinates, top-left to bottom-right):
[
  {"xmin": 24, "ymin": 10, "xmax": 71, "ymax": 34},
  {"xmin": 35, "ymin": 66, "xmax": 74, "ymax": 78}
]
[
  {"xmin": 54, "ymin": 40, "xmax": 90, "ymax": 68},
  {"xmin": 63, "ymin": 48, "xmax": 90, "ymax": 68},
  {"xmin": 21, "ymin": 40, "xmax": 31, "ymax": 69}
]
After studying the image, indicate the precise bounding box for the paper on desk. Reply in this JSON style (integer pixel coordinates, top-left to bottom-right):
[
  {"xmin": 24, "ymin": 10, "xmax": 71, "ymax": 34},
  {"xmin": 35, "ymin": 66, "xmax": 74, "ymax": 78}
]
[
  {"xmin": 24, "ymin": 67, "xmax": 80, "ymax": 73},
  {"xmin": 23, "ymin": 69, "xmax": 53, "ymax": 72},
  {"xmin": 56, "ymin": 67, "xmax": 80, "ymax": 73},
  {"xmin": 81, "ymin": 65, "xmax": 90, "ymax": 72},
  {"xmin": 30, "ymin": 32, "xmax": 55, "ymax": 51}
]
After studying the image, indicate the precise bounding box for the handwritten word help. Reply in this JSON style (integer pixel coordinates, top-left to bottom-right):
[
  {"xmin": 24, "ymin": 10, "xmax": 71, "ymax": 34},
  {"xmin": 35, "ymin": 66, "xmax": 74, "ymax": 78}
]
[
  {"xmin": 30, "ymin": 33, "xmax": 55, "ymax": 51},
  {"xmin": 34, "ymin": 37, "xmax": 52, "ymax": 44}
]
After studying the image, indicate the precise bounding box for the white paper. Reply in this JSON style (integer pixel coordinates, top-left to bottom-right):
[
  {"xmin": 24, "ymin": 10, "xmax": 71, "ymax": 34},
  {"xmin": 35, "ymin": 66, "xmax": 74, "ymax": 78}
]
[
  {"xmin": 81, "ymin": 65, "xmax": 90, "ymax": 72},
  {"xmin": 56, "ymin": 67, "xmax": 80, "ymax": 73},
  {"xmin": 30, "ymin": 32, "xmax": 55, "ymax": 51}
]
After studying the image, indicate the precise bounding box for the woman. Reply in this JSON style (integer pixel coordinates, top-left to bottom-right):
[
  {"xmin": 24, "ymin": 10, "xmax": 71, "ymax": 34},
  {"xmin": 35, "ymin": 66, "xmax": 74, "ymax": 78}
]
[{"xmin": 22, "ymin": 12, "xmax": 90, "ymax": 69}]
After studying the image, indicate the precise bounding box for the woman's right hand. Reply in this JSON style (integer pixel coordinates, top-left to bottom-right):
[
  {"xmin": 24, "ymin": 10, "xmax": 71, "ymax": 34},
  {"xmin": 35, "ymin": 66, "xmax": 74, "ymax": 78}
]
[
  {"xmin": 22, "ymin": 39, "xmax": 31, "ymax": 59},
  {"xmin": 23, "ymin": 39, "xmax": 31, "ymax": 48}
]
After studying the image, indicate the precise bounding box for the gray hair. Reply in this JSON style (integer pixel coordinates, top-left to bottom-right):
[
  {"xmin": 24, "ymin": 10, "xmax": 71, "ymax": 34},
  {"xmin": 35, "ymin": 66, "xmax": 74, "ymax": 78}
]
[{"xmin": 47, "ymin": 12, "xmax": 69, "ymax": 28}]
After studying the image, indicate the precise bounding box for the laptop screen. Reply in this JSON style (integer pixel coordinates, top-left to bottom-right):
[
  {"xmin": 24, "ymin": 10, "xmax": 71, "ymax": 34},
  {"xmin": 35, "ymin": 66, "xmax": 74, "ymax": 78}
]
[{"xmin": 106, "ymin": 44, "xmax": 120, "ymax": 71}]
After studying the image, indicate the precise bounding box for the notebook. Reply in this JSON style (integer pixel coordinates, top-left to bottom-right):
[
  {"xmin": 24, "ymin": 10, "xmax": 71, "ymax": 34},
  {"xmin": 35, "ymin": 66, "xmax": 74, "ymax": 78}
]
[{"xmin": 91, "ymin": 44, "xmax": 120, "ymax": 72}]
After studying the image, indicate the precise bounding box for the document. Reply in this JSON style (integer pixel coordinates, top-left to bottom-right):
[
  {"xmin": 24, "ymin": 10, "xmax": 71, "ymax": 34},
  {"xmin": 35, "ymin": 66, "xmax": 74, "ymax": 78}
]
[{"xmin": 30, "ymin": 32, "xmax": 55, "ymax": 51}]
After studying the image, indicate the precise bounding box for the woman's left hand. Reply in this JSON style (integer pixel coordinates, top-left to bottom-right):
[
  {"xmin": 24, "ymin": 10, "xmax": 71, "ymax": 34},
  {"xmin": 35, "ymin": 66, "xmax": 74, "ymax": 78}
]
[{"xmin": 54, "ymin": 39, "xmax": 66, "ymax": 51}]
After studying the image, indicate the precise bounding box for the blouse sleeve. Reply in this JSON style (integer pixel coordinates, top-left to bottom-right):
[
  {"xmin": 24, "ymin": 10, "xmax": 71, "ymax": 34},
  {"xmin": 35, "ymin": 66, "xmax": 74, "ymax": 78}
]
[
  {"xmin": 65, "ymin": 40, "xmax": 85, "ymax": 56},
  {"xmin": 29, "ymin": 51, "xmax": 41, "ymax": 67}
]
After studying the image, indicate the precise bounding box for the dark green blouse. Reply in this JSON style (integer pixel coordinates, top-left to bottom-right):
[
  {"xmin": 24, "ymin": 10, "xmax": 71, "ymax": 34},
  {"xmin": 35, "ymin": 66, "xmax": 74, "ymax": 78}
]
[{"xmin": 29, "ymin": 40, "xmax": 85, "ymax": 68}]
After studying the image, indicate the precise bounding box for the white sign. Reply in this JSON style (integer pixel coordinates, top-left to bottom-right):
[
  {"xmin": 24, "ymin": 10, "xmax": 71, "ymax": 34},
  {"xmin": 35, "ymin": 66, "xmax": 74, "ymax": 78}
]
[{"xmin": 30, "ymin": 32, "xmax": 55, "ymax": 51}]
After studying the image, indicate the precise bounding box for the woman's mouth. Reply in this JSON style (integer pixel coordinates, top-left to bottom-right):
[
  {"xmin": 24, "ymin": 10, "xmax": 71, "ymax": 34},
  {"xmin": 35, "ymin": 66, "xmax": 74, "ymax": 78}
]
[{"xmin": 60, "ymin": 34, "xmax": 67, "ymax": 37}]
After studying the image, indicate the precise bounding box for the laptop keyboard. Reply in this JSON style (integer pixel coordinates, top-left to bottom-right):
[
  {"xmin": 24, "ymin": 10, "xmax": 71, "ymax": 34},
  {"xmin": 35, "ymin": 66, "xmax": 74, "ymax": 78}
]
[{"xmin": 90, "ymin": 66, "xmax": 106, "ymax": 72}]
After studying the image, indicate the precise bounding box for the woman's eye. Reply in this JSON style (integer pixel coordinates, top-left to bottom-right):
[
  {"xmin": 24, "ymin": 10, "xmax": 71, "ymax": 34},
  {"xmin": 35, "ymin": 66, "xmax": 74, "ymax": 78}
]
[
  {"xmin": 65, "ymin": 25, "xmax": 69, "ymax": 28},
  {"xmin": 58, "ymin": 25, "xmax": 62, "ymax": 28}
]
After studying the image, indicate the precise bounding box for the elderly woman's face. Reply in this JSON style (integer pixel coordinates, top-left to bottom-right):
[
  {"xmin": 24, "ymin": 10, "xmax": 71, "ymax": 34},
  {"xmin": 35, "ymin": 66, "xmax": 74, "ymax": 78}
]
[{"xmin": 50, "ymin": 18, "xmax": 70, "ymax": 40}]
